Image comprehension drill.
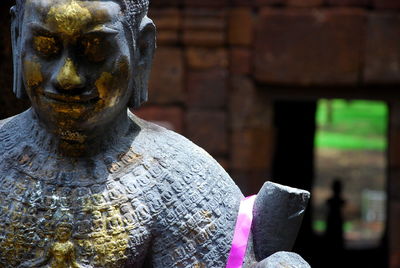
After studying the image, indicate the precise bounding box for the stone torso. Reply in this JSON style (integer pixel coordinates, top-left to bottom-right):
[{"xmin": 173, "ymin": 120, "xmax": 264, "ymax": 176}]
[{"xmin": 0, "ymin": 111, "xmax": 246, "ymax": 268}]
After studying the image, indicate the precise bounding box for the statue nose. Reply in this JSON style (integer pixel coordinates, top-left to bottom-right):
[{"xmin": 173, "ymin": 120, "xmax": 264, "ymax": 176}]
[{"xmin": 54, "ymin": 58, "xmax": 85, "ymax": 91}]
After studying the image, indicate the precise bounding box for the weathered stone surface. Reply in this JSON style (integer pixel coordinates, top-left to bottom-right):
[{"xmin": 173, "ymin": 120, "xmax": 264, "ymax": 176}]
[
  {"xmin": 148, "ymin": 48, "xmax": 184, "ymax": 104},
  {"xmin": 183, "ymin": 9, "xmax": 226, "ymax": 46},
  {"xmin": 187, "ymin": 68, "xmax": 227, "ymax": 109},
  {"xmin": 363, "ymin": 13, "xmax": 400, "ymax": 84},
  {"xmin": 252, "ymin": 183, "xmax": 310, "ymax": 260},
  {"xmin": 184, "ymin": 0, "xmax": 229, "ymax": 7},
  {"xmin": 286, "ymin": 0, "xmax": 323, "ymax": 7},
  {"xmin": 230, "ymin": 48, "xmax": 252, "ymax": 75},
  {"xmin": 228, "ymin": 8, "xmax": 254, "ymax": 46},
  {"xmin": 372, "ymin": 0, "xmax": 400, "ymax": 9},
  {"xmin": 185, "ymin": 110, "xmax": 228, "ymax": 155},
  {"xmin": 150, "ymin": 8, "xmax": 182, "ymax": 30},
  {"xmin": 133, "ymin": 105, "xmax": 184, "ymax": 133},
  {"xmin": 150, "ymin": 8, "xmax": 181, "ymax": 44},
  {"xmin": 326, "ymin": 0, "xmax": 369, "ymax": 6},
  {"xmin": 186, "ymin": 48, "xmax": 228, "ymax": 69},
  {"xmin": 150, "ymin": 0, "xmax": 181, "ymax": 7},
  {"xmin": 255, "ymin": 0, "xmax": 283, "ymax": 6},
  {"xmin": 230, "ymin": 76, "xmax": 272, "ymax": 129},
  {"xmin": 231, "ymin": 128, "xmax": 274, "ymax": 170},
  {"xmin": 252, "ymin": 251, "xmax": 311, "ymax": 268},
  {"xmin": 254, "ymin": 8, "xmax": 365, "ymax": 85},
  {"xmin": 232, "ymin": 0, "xmax": 255, "ymax": 6}
]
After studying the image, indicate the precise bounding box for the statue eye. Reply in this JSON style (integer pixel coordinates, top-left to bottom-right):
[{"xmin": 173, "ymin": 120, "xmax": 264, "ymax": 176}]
[
  {"xmin": 33, "ymin": 36, "xmax": 61, "ymax": 57},
  {"xmin": 80, "ymin": 36, "xmax": 107, "ymax": 63}
]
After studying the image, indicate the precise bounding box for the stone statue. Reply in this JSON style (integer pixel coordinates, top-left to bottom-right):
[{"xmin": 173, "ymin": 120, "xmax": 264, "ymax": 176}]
[{"xmin": 0, "ymin": 0, "xmax": 311, "ymax": 267}]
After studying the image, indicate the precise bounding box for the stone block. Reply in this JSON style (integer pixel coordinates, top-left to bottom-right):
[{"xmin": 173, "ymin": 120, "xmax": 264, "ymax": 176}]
[
  {"xmin": 255, "ymin": 0, "xmax": 283, "ymax": 6},
  {"xmin": 231, "ymin": 128, "xmax": 274, "ymax": 170},
  {"xmin": 185, "ymin": 110, "xmax": 228, "ymax": 155},
  {"xmin": 150, "ymin": 0, "xmax": 181, "ymax": 7},
  {"xmin": 148, "ymin": 48, "xmax": 184, "ymax": 104},
  {"xmin": 286, "ymin": 0, "xmax": 323, "ymax": 7},
  {"xmin": 230, "ymin": 76, "xmax": 273, "ymax": 129},
  {"xmin": 186, "ymin": 48, "xmax": 228, "ymax": 69},
  {"xmin": 230, "ymin": 48, "xmax": 251, "ymax": 75},
  {"xmin": 183, "ymin": 9, "xmax": 226, "ymax": 46},
  {"xmin": 150, "ymin": 8, "xmax": 182, "ymax": 30},
  {"xmin": 232, "ymin": 0, "xmax": 255, "ymax": 7},
  {"xmin": 187, "ymin": 68, "xmax": 227, "ymax": 109},
  {"xmin": 254, "ymin": 8, "xmax": 366, "ymax": 86},
  {"xmin": 228, "ymin": 8, "xmax": 254, "ymax": 46},
  {"xmin": 326, "ymin": 0, "xmax": 369, "ymax": 6},
  {"xmin": 184, "ymin": 0, "xmax": 229, "ymax": 7},
  {"xmin": 372, "ymin": 0, "xmax": 400, "ymax": 9},
  {"xmin": 363, "ymin": 13, "xmax": 400, "ymax": 84},
  {"xmin": 134, "ymin": 106, "xmax": 184, "ymax": 133},
  {"xmin": 156, "ymin": 30, "xmax": 180, "ymax": 45}
]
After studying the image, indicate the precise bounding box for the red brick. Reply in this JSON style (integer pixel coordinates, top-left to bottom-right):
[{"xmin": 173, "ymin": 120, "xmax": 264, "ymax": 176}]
[
  {"xmin": 255, "ymin": 0, "xmax": 283, "ymax": 6},
  {"xmin": 148, "ymin": 48, "xmax": 184, "ymax": 104},
  {"xmin": 150, "ymin": 0, "xmax": 181, "ymax": 7},
  {"xmin": 184, "ymin": 0, "xmax": 229, "ymax": 8},
  {"xmin": 231, "ymin": 128, "xmax": 274, "ymax": 170},
  {"xmin": 364, "ymin": 13, "xmax": 400, "ymax": 84},
  {"xmin": 150, "ymin": 9, "xmax": 181, "ymax": 45},
  {"xmin": 373, "ymin": 0, "xmax": 400, "ymax": 9},
  {"xmin": 183, "ymin": 9, "xmax": 226, "ymax": 46},
  {"xmin": 230, "ymin": 48, "xmax": 251, "ymax": 75},
  {"xmin": 186, "ymin": 48, "xmax": 228, "ymax": 69},
  {"xmin": 185, "ymin": 110, "xmax": 228, "ymax": 155},
  {"xmin": 254, "ymin": 8, "xmax": 366, "ymax": 86},
  {"xmin": 326, "ymin": 0, "xmax": 369, "ymax": 6},
  {"xmin": 286, "ymin": 0, "xmax": 323, "ymax": 7},
  {"xmin": 228, "ymin": 8, "xmax": 254, "ymax": 46},
  {"xmin": 134, "ymin": 106, "xmax": 184, "ymax": 133},
  {"xmin": 150, "ymin": 8, "xmax": 182, "ymax": 30},
  {"xmin": 156, "ymin": 30, "xmax": 180, "ymax": 45},
  {"xmin": 229, "ymin": 76, "xmax": 273, "ymax": 129},
  {"xmin": 187, "ymin": 68, "xmax": 227, "ymax": 109},
  {"xmin": 183, "ymin": 31, "xmax": 226, "ymax": 46},
  {"xmin": 232, "ymin": 0, "xmax": 255, "ymax": 7}
]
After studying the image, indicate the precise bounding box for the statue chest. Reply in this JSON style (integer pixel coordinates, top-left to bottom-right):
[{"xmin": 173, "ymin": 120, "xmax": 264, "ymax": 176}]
[{"xmin": 0, "ymin": 166, "xmax": 155, "ymax": 268}]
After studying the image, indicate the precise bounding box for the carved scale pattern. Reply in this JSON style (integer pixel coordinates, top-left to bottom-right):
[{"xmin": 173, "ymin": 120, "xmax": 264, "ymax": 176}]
[{"xmin": 0, "ymin": 110, "xmax": 249, "ymax": 268}]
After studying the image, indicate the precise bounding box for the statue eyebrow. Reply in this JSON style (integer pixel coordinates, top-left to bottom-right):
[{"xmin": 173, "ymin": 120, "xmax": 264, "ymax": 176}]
[
  {"xmin": 28, "ymin": 23, "xmax": 119, "ymax": 36},
  {"xmin": 28, "ymin": 22, "xmax": 53, "ymax": 35},
  {"xmin": 84, "ymin": 26, "xmax": 120, "ymax": 35}
]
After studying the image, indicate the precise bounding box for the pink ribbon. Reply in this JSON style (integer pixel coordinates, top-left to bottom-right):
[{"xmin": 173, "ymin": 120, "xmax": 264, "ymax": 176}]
[{"xmin": 226, "ymin": 195, "xmax": 257, "ymax": 268}]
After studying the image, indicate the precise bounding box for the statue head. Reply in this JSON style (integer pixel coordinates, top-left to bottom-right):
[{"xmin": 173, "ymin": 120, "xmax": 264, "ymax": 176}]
[{"xmin": 10, "ymin": 0, "xmax": 156, "ymax": 137}]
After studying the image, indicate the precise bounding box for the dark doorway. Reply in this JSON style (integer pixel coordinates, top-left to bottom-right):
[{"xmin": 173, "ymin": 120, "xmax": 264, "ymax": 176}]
[{"xmin": 271, "ymin": 99, "xmax": 388, "ymax": 268}]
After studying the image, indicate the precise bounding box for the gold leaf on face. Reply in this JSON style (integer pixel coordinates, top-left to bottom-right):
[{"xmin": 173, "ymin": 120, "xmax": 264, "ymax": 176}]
[
  {"xmin": 23, "ymin": 60, "xmax": 43, "ymax": 88},
  {"xmin": 47, "ymin": 0, "xmax": 92, "ymax": 36},
  {"xmin": 33, "ymin": 36, "xmax": 60, "ymax": 56}
]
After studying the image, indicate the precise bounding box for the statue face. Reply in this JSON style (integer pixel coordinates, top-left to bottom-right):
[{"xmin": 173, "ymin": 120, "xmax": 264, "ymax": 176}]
[{"xmin": 20, "ymin": 0, "xmax": 135, "ymax": 137}]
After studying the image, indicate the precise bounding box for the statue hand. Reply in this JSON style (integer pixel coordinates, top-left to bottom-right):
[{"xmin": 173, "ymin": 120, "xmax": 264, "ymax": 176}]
[{"xmin": 251, "ymin": 252, "xmax": 311, "ymax": 268}]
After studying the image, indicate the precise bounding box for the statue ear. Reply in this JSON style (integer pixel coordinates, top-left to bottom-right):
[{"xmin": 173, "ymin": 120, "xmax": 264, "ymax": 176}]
[
  {"xmin": 10, "ymin": 6, "xmax": 27, "ymax": 99},
  {"xmin": 130, "ymin": 16, "xmax": 156, "ymax": 108}
]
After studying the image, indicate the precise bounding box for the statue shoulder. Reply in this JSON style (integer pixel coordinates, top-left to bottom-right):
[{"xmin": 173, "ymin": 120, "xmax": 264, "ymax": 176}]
[{"xmin": 132, "ymin": 114, "xmax": 230, "ymax": 180}]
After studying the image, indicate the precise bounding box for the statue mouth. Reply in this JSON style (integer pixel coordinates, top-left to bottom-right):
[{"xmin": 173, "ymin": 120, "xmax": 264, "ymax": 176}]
[{"xmin": 43, "ymin": 91, "xmax": 100, "ymax": 104}]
